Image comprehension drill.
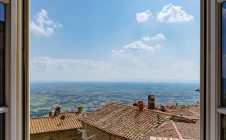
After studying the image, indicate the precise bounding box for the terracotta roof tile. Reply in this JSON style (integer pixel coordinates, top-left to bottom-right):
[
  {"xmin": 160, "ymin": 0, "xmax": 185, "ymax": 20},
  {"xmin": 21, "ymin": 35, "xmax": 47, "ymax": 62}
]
[
  {"xmin": 174, "ymin": 120, "xmax": 200, "ymax": 139},
  {"xmin": 169, "ymin": 109, "xmax": 199, "ymax": 120},
  {"xmin": 148, "ymin": 120, "xmax": 179, "ymax": 139},
  {"xmin": 80, "ymin": 103, "xmax": 200, "ymax": 140},
  {"xmin": 80, "ymin": 103, "xmax": 180, "ymax": 140},
  {"xmin": 148, "ymin": 136, "xmax": 180, "ymax": 140},
  {"xmin": 30, "ymin": 103, "xmax": 200, "ymax": 140},
  {"xmin": 30, "ymin": 112, "xmax": 82, "ymax": 134}
]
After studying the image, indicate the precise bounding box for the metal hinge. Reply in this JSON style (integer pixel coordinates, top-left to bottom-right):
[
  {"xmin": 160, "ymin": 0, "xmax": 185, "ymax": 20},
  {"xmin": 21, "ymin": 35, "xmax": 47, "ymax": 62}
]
[
  {"xmin": 0, "ymin": 107, "xmax": 9, "ymax": 114},
  {"xmin": 217, "ymin": 108, "xmax": 226, "ymax": 114}
]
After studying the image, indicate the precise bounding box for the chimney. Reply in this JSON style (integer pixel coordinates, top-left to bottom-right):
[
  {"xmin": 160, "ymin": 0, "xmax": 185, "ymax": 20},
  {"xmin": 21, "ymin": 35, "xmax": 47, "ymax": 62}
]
[
  {"xmin": 148, "ymin": 94, "xmax": 155, "ymax": 110},
  {"xmin": 48, "ymin": 111, "xmax": 52, "ymax": 117},
  {"xmin": 137, "ymin": 101, "xmax": 144, "ymax": 111},
  {"xmin": 133, "ymin": 103, "xmax": 137, "ymax": 106},
  {"xmin": 160, "ymin": 105, "xmax": 166, "ymax": 112},
  {"xmin": 77, "ymin": 107, "xmax": 83, "ymax": 113},
  {"xmin": 54, "ymin": 106, "xmax": 61, "ymax": 116}
]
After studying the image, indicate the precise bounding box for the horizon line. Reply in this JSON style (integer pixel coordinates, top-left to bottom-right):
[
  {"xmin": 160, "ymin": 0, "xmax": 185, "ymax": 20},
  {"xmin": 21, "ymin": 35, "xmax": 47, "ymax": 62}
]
[{"xmin": 30, "ymin": 80, "xmax": 200, "ymax": 84}]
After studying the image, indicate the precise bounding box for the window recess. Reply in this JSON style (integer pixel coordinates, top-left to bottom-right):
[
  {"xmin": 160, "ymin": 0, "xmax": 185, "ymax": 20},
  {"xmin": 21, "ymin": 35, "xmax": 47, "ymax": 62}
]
[
  {"xmin": 0, "ymin": 2, "xmax": 6, "ymax": 140},
  {"xmin": 218, "ymin": 1, "xmax": 226, "ymax": 140}
]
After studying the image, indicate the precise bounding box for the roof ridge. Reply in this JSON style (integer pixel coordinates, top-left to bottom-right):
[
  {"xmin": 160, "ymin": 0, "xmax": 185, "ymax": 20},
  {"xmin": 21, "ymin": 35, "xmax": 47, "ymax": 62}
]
[
  {"xmin": 30, "ymin": 112, "xmax": 82, "ymax": 134},
  {"xmin": 171, "ymin": 120, "xmax": 183, "ymax": 140},
  {"xmin": 31, "ymin": 112, "xmax": 80, "ymax": 120},
  {"xmin": 101, "ymin": 103, "xmax": 196, "ymax": 121},
  {"xmin": 188, "ymin": 109, "xmax": 200, "ymax": 117}
]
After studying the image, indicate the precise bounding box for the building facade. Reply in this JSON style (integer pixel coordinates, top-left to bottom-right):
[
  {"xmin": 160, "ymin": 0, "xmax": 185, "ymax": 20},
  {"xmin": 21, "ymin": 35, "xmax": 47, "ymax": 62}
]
[{"xmin": 30, "ymin": 107, "xmax": 83, "ymax": 140}]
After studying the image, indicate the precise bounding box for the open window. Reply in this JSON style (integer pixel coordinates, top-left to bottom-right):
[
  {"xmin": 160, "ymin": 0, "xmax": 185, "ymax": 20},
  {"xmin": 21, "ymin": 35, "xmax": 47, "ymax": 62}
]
[
  {"xmin": 1, "ymin": 0, "xmax": 225, "ymax": 140},
  {"xmin": 29, "ymin": 1, "xmax": 202, "ymax": 140}
]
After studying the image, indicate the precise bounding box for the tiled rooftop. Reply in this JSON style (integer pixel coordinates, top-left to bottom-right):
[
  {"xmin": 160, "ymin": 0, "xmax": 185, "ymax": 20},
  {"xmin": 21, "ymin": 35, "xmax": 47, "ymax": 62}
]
[
  {"xmin": 148, "ymin": 137, "xmax": 180, "ymax": 140},
  {"xmin": 80, "ymin": 102, "xmax": 200, "ymax": 140},
  {"xmin": 148, "ymin": 120, "xmax": 179, "ymax": 139},
  {"xmin": 30, "ymin": 112, "xmax": 82, "ymax": 134},
  {"xmin": 174, "ymin": 120, "xmax": 200, "ymax": 140},
  {"xmin": 30, "ymin": 103, "xmax": 200, "ymax": 140},
  {"xmin": 167, "ymin": 110, "xmax": 199, "ymax": 122}
]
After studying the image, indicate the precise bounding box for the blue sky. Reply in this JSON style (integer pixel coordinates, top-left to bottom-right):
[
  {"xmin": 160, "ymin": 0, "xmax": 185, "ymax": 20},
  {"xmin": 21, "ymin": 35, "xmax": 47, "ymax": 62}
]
[{"xmin": 30, "ymin": 0, "xmax": 200, "ymax": 82}]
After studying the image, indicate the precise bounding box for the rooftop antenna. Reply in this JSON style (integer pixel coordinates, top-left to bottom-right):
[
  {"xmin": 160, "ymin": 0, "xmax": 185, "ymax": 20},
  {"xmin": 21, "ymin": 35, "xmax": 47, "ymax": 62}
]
[{"xmin": 78, "ymin": 108, "xmax": 96, "ymax": 140}]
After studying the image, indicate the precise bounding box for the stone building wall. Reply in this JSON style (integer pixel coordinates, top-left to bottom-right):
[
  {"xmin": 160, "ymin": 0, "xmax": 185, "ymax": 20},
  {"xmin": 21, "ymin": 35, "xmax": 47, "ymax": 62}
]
[
  {"xmin": 83, "ymin": 123, "xmax": 128, "ymax": 140},
  {"xmin": 30, "ymin": 129, "xmax": 82, "ymax": 140}
]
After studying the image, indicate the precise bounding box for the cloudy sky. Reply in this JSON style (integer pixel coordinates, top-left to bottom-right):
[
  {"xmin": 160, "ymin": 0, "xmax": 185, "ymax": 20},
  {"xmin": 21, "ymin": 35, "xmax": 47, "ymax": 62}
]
[{"xmin": 30, "ymin": 0, "xmax": 200, "ymax": 82}]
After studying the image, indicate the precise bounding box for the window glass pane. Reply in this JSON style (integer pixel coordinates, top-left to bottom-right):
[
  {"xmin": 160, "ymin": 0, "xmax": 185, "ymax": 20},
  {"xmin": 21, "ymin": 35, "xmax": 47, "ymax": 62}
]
[
  {"xmin": 221, "ymin": 115, "xmax": 226, "ymax": 140},
  {"xmin": 0, "ymin": 3, "xmax": 5, "ymax": 106},
  {"xmin": 0, "ymin": 3, "xmax": 5, "ymax": 22},
  {"xmin": 221, "ymin": 2, "xmax": 226, "ymax": 107},
  {"xmin": 0, "ymin": 114, "xmax": 5, "ymax": 140}
]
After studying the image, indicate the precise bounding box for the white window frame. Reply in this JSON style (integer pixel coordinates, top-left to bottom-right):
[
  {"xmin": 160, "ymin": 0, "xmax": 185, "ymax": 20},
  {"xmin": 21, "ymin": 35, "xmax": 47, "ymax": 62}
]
[
  {"xmin": 2, "ymin": 0, "xmax": 207, "ymax": 140},
  {"xmin": 217, "ymin": 1, "xmax": 226, "ymax": 140},
  {"xmin": 200, "ymin": 1, "xmax": 206, "ymax": 140},
  {"xmin": 206, "ymin": 0, "xmax": 226, "ymax": 140},
  {"xmin": 0, "ymin": 1, "xmax": 9, "ymax": 112},
  {"xmin": 0, "ymin": 0, "xmax": 28, "ymax": 140},
  {"xmin": 204, "ymin": 0, "xmax": 220, "ymax": 139},
  {"xmin": 0, "ymin": 1, "xmax": 10, "ymax": 140},
  {"xmin": 0, "ymin": 0, "xmax": 212, "ymax": 140}
]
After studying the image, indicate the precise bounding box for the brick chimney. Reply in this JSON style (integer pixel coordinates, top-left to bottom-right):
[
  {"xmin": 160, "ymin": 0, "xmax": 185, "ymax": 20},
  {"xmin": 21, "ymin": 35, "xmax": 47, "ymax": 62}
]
[
  {"xmin": 77, "ymin": 107, "xmax": 83, "ymax": 113},
  {"xmin": 137, "ymin": 101, "xmax": 144, "ymax": 111},
  {"xmin": 48, "ymin": 111, "xmax": 52, "ymax": 117},
  {"xmin": 54, "ymin": 106, "xmax": 61, "ymax": 116},
  {"xmin": 148, "ymin": 94, "xmax": 155, "ymax": 110}
]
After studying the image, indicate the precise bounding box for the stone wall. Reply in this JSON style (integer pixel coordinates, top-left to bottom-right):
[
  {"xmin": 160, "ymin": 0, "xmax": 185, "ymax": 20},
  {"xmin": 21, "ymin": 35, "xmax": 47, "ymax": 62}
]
[
  {"xmin": 82, "ymin": 122, "xmax": 128, "ymax": 140},
  {"xmin": 30, "ymin": 129, "xmax": 82, "ymax": 140}
]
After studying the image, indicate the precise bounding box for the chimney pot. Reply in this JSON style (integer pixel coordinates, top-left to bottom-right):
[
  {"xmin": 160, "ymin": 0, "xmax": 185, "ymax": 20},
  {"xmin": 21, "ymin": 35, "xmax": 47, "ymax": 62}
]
[
  {"xmin": 137, "ymin": 101, "xmax": 144, "ymax": 111},
  {"xmin": 60, "ymin": 115, "xmax": 66, "ymax": 120},
  {"xmin": 49, "ymin": 111, "xmax": 52, "ymax": 117},
  {"xmin": 148, "ymin": 94, "xmax": 155, "ymax": 110},
  {"xmin": 54, "ymin": 106, "xmax": 61, "ymax": 116},
  {"xmin": 77, "ymin": 107, "xmax": 83, "ymax": 113},
  {"xmin": 160, "ymin": 105, "xmax": 166, "ymax": 112},
  {"xmin": 133, "ymin": 103, "xmax": 137, "ymax": 106}
]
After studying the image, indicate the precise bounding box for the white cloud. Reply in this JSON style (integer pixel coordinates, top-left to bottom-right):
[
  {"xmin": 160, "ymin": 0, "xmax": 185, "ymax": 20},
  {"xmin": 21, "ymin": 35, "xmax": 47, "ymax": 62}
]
[
  {"xmin": 30, "ymin": 56, "xmax": 199, "ymax": 82},
  {"xmin": 30, "ymin": 57, "xmax": 121, "ymax": 81},
  {"xmin": 30, "ymin": 9, "xmax": 63, "ymax": 36},
  {"xmin": 142, "ymin": 33, "xmax": 166, "ymax": 42},
  {"xmin": 136, "ymin": 10, "xmax": 151, "ymax": 23},
  {"xmin": 30, "ymin": 56, "xmax": 147, "ymax": 81},
  {"xmin": 123, "ymin": 41, "xmax": 160, "ymax": 52},
  {"xmin": 146, "ymin": 60, "xmax": 199, "ymax": 82},
  {"xmin": 157, "ymin": 4, "xmax": 194, "ymax": 23},
  {"xmin": 31, "ymin": 57, "xmax": 115, "ymax": 72},
  {"xmin": 111, "ymin": 50, "xmax": 142, "ymax": 65},
  {"xmin": 111, "ymin": 49, "xmax": 125, "ymax": 55},
  {"xmin": 113, "ymin": 33, "xmax": 165, "ymax": 54},
  {"xmin": 142, "ymin": 36, "xmax": 151, "ymax": 42}
]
